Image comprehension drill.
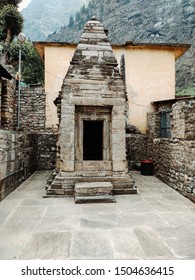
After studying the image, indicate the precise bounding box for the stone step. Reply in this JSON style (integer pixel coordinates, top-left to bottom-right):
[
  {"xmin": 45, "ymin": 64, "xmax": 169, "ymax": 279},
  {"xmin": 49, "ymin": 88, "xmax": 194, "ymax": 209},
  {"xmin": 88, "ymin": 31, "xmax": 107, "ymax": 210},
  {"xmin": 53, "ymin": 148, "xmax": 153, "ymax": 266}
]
[
  {"xmin": 46, "ymin": 188, "xmax": 65, "ymax": 195},
  {"xmin": 52, "ymin": 176, "xmax": 134, "ymax": 184},
  {"xmin": 47, "ymin": 189, "xmax": 75, "ymax": 196},
  {"xmin": 50, "ymin": 183, "xmax": 63, "ymax": 190},
  {"xmin": 43, "ymin": 194, "xmax": 67, "ymax": 198},
  {"xmin": 113, "ymin": 188, "xmax": 137, "ymax": 195},
  {"xmin": 75, "ymin": 182, "xmax": 113, "ymax": 196},
  {"xmin": 75, "ymin": 195, "xmax": 116, "ymax": 204}
]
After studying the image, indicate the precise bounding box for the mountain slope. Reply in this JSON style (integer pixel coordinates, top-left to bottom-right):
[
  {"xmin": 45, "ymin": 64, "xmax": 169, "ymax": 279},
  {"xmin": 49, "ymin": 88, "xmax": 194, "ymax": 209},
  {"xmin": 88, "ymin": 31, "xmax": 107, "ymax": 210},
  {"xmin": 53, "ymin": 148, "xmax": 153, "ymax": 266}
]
[
  {"xmin": 22, "ymin": 0, "xmax": 89, "ymax": 41},
  {"xmin": 47, "ymin": 0, "xmax": 195, "ymax": 93}
]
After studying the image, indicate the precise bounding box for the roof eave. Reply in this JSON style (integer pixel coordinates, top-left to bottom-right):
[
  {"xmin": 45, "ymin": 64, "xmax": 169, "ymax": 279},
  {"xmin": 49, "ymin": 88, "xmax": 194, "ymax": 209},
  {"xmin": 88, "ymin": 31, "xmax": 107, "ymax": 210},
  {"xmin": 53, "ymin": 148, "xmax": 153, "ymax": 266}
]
[{"xmin": 33, "ymin": 41, "xmax": 191, "ymax": 61}]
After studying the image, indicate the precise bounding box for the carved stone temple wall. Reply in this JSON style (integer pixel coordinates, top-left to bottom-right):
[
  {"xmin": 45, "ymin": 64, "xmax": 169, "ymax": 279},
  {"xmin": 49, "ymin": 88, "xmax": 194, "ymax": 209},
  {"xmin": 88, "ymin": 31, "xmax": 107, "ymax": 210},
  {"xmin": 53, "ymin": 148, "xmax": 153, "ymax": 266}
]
[{"xmin": 46, "ymin": 17, "xmax": 137, "ymax": 202}]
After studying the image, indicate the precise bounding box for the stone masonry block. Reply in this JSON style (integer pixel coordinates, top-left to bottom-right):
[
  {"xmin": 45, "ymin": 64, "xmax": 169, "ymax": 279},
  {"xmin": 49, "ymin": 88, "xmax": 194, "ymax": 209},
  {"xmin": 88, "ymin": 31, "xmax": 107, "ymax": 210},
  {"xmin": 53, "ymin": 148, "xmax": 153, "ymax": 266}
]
[
  {"xmin": 112, "ymin": 119, "xmax": 126, "ymax": 130},
  {"xmin": 112, "ymin": 131, "xmax": 126, "ymax": 144},
  {"xmin": 60, "ymin": 161, "xmax": 74, "ymax": 172},
  {"xmin": 113, "ymin": 161, "xmax": 128, "ymax": 172}
]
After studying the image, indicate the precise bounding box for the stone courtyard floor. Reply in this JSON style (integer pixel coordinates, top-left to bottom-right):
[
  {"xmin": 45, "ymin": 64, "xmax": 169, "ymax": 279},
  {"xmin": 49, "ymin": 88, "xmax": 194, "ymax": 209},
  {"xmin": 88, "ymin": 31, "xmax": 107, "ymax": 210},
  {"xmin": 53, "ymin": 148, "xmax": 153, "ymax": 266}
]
[{"xmin": 0, "ymin": 171, "xmax": 195, "ymax": 260}]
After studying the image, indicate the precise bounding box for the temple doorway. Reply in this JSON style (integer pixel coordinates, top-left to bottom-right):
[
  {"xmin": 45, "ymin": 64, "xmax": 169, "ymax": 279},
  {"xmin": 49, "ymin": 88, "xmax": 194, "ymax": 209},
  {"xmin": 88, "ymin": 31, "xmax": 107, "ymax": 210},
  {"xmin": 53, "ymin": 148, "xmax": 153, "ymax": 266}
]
[{"xmin": 83, "ymin": 120, "xmax": 103, "ymax": 161}]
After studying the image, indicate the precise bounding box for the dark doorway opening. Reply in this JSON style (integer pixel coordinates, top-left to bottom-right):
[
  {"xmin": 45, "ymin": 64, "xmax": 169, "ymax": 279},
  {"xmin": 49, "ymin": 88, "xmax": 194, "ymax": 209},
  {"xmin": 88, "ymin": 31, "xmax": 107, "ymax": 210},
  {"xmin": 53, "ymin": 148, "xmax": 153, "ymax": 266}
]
[{"xmin": 83, "ymin": 120, "xmax": 103, "ymax": 160}]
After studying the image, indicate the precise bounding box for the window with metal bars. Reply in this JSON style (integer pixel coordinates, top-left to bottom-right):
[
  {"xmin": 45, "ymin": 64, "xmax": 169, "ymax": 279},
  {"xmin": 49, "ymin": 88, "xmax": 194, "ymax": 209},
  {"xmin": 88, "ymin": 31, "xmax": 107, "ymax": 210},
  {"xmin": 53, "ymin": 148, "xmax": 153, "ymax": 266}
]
[{"xmin": 160, "ymin": 110, "xmax": 171, "ymax": 138}]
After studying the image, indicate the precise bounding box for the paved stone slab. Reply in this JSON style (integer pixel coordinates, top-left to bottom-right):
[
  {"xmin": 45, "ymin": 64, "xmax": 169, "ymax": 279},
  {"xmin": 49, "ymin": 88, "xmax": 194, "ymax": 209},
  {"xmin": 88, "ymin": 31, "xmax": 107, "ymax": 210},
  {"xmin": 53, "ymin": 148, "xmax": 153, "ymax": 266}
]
[
  {"xmin": 70, "ymin": 230, "xmax": 114, "ymax": 259},
  {"xmin": 143, "ymin": 198, "xmax": 189, "ymax": 213},
  {"xmin": 117, "ymin": 199, "xmax": 154, "ymax": 213},
  {"xmin": 44, "ymin": 204, "xmax": 82, "ymax": 217},
  {"xmin": 120, "ymin": 212, "xmax": 168, "ymax": 228},
  {"xmin": 0, "ymin": 206, "xmax": 46, "ymax": 249},
  {"xmin": 109, "ymin": 229, "xmax": 146, "ymax": 259},
  {"xmin": 36, "ymin": 215, "xmax": 80, "ymax": 232},
  {"xmin": 80, "ymin": 213, "xmax": 123, "ymax": 229},
  {"xmin": 20, "ymin": 232, "xmax": 72, "ymax": 260},
  {"xmin": 133, "ymin": 227, "xmax": 175, "ymax": 259},
  {"xmin": 158, "ymin": 212, "xmax": 195, "ymax": 227},
  {"xmin": 0, "ymin": 171, "xmax": 195, "ymax": 260},
  {"xmin": 80, "ymin": 203, "xmax": 119, "ymax": 215},
  {"xmin": 0, "ymin": 210, "xmax": 12, "ymax": 226},
  {"xmin": 0, "ymin": 244, "xmax": 24, "ymax": 260},
  {"xmin": 18, "ymin": 180, "xmax": 46, "ymax": 191},
  {"xmin": 21, "ymin": 198, "xmax": 54, "ymax": 206}
]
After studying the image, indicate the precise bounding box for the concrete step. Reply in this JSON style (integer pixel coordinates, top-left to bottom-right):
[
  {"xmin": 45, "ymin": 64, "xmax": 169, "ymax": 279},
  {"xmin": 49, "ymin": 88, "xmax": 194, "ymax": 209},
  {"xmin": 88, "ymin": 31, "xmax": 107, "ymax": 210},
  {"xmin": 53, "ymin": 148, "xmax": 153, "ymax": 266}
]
[
  {"xmin": 75, "ymin": 195, "xmax": 116, "ymax": 204},
  {"xmin": 75, "ymin": 182, "xmax": 113, "ymax": 196}
]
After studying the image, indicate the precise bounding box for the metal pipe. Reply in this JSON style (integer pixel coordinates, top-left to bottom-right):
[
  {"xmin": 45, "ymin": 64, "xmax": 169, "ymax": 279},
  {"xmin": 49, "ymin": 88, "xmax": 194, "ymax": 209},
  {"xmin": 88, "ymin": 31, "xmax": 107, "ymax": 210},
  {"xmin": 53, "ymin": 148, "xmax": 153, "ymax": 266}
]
[
  {"xmin": 17, "ymin": 45, "xmax": 21, "ymax": 129},
  {"xmin": 17, "ymin": 33, "xmax": 26, "ymax": 129}
]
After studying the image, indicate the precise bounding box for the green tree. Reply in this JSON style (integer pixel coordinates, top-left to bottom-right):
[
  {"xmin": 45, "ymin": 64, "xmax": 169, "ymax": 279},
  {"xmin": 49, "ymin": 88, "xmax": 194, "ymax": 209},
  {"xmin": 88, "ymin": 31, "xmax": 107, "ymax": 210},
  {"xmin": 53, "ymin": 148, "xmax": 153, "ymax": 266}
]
[
  {"xmin": 0, "ymin": 4, "xmax": 23, "ymax": 42},
  {"xmin": 80, "ymin": 4, "xmax": 86, "ymax": 14},
  {"xmin": 75, "ymin": 11, "xmax": 81, "ymax": 22},
  {"xmin": 21, "ymin": 42, "xmax": 44, "ymax": 84},
  {"xmin": 0, "ymin": 0, "xmax": 22, "ymax": 8},
  {"xmin": 5, "ymin": 40, "xmax": 44, "ymax": 84},
  {"xmin": 68, "ymin": 15, "xmax": 74, "ymax": 28}
]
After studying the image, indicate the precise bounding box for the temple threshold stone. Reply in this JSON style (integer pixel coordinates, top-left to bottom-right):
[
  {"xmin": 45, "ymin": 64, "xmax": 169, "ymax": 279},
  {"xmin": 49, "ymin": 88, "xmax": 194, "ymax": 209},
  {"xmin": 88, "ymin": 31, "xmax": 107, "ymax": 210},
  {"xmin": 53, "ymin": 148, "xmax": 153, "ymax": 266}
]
[
  {"xmin": 74, "ymin": 182, "xmax": 116, "ymax": 204},
  {"xmin": 75, "ymin": 182, "xmax": 113, "ymax": 196}
]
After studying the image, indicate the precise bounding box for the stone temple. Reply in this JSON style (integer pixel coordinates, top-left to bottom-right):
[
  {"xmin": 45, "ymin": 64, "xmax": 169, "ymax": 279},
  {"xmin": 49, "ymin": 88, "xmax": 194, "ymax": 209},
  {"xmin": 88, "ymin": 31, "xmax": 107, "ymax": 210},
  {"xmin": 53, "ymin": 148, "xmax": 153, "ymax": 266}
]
[{"xmin": 46, "ymin": 16, "xmax": 137, "ymax": 203}]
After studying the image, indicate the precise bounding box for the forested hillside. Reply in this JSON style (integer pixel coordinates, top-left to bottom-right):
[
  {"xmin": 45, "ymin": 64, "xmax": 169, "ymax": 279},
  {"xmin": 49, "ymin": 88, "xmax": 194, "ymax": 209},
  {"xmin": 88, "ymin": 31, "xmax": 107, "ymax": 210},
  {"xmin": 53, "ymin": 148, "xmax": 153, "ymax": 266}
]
[{"xmin": 22, "ymin": 0, "xmax": 89, "ymax": 41}]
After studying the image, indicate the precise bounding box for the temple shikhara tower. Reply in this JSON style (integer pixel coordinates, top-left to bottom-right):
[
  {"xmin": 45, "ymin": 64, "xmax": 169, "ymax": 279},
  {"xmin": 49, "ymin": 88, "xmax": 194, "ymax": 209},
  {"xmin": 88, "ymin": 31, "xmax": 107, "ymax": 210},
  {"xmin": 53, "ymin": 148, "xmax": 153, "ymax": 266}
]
[{"xmin": 46, "ymin": 16, "xmax": 137, "ymax": 202}]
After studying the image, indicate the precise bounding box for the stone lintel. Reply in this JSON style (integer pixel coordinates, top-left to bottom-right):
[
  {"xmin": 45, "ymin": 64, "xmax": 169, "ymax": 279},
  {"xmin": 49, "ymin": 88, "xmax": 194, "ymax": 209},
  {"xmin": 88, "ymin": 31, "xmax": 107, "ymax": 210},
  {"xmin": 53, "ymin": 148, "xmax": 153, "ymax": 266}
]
[
  {"xmin": 75, "ymin": 161, "xmax": 112, "ymax": 171},
  {"xmin": 70, "ymin": 97, "xmax": 124, "ymax": 106}
]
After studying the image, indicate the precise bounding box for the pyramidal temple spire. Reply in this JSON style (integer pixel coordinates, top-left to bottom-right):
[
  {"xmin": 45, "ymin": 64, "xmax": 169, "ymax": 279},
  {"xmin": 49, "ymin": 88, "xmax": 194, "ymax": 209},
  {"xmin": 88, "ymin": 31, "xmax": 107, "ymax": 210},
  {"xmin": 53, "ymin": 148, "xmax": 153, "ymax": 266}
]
[{"xmin": 70, "ymin": 17, "xmax": 118, "ymax": 67}]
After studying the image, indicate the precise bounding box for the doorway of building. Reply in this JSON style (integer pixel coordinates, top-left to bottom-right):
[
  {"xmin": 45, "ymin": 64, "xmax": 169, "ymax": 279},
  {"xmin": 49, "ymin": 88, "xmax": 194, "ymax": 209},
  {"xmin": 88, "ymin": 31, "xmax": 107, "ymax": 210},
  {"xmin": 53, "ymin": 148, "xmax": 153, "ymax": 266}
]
[{"xmin": 83, "ymin": 120, "xmax": 103, "ymax": 160}]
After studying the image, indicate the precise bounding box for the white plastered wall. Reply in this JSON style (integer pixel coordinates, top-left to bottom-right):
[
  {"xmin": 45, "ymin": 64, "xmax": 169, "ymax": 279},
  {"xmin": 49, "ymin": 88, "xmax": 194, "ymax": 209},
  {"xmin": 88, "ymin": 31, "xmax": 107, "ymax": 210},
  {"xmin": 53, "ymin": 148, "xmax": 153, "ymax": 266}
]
[
  {"xmin": 45, "ymin": 45, "xmax": 75, "ymax": 128},
  {"xmin": 44, "ymin": 45, "xmax": 175, "ymax": 132},
  {"xmin": 113, "ymin": 48, "xmax": 175, "ymax": 133}
]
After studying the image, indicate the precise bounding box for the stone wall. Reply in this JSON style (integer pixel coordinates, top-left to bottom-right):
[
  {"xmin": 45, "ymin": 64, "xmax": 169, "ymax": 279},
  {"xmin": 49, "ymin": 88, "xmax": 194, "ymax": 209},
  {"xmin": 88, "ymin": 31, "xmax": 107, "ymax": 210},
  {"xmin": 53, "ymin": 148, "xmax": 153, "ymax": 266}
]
[
  {"xmin": 172, "ymin": 100, "xmax": 195, "ymax": 140},
  {"xmin": 0, "ymin": 78, "xmax": 2, "ymax": 125},
  {"xmin": 148, "ymin": 99, "xmax": 195, "ymax": 202},
  {"xmin": 0, "ymin": 130, "xmax": 36, "ymax": 201},
  {"xmin": 0, "ymin": 75, "xmax": 58, "ymax": 201},
  {"xmin": 1, "ymin": 77, "xmax": 16, "ymax": 129},
  {"xmin": 18, "ymin": 84, "xmax": 46, "ymax": 131},
  {"xmin": 126, "ymin": 134, "xmax": 148, "ymax": 169},
  {"xmin": 35, "ymin": 131, "xmax": 58, "ymax": 170}
]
